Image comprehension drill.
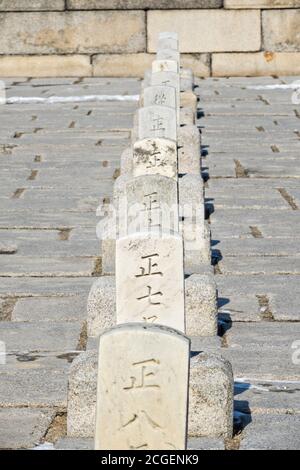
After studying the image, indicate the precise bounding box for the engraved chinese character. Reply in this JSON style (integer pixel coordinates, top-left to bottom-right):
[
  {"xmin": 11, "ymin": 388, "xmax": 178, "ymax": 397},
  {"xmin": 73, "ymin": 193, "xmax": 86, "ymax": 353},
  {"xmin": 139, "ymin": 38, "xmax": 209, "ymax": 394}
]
[
  {"xmin": 154, "ymin": 92, "xmax": 167, "ymax": 105},
  {"xmin": 120, "ymin": 410, "xmax": 176, "ymax": 449},
  {"xmin": 120, "ymin": 410, "xmax": 163, "ymax": 449},
  {"xmin": 137, "ymin": 286, "xmax": 163, "ymax": 305},
  {"xmin": 123, "ymin": 358, "xmax": 160, "ymax": 391},
  {"xmin": 135, "ymin": 254, "xmax": 163, "ymax": 278},
  {"xmin": 142, "ymin": 192, "xmax": 159, "ymax": 212},
  {"xmin": 122, "ymin": 410, "xmax": 161, "ymax": 427},
  {"xmin": 146, "ymin": 152, "xmax": 167, "ymax": 169},
  {"xmin": 147, "ymin": 151, "xmax": 161, "ymax": 168},
  {"xmin": 151, "ymin": 116, "xmax": 165, "ymax": 133},
  {"xmin": 142, "ymin": 193, "xmax": 161, "ymax": 228}
]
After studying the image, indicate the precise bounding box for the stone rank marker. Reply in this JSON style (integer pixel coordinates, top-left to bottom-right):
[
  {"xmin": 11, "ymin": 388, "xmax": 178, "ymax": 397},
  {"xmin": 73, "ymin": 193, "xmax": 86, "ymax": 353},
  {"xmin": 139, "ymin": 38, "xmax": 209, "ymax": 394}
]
[
  {"xmin": 133, "ymin": 138, "xmax": 178, "ymax": 180},
  {"xmin": 121, "ymin": 174, "xmax": 179, "ymax": 233},
  {"xmin": 152, "ymin": 59, "xmax": 179, "ymax": 74},
  {"xmin": 151, "ymin": 71, "xmax": 180, "ymax": 96},
  {"xmin": 116, "ymin": 232, "xmax": 185, "ymax": 332},
  {"xmin": 143, "ymin": 85, "xmax": 177, "ymax": 109},
  {"xmin": 100, "ymin": 174, "xmax": 180, "ymax": 275},
  {"xmin": 151, "ymin": 72, "xmax": 180, "ymax": 120},
  {"xmin": 95, "ymin": 324, "xmax": 190, "ymax": 450},
  {"xmin": 138, "ymin": 105, "xmax": 177, "ymax": 142}
]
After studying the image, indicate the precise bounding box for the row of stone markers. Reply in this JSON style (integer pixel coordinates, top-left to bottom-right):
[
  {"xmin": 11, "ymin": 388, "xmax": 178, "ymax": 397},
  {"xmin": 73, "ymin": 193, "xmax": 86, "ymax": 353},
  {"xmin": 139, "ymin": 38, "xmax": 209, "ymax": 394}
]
[{"xmin": 66, "ymin": 32, "xmax": 234, "ymax": 450}]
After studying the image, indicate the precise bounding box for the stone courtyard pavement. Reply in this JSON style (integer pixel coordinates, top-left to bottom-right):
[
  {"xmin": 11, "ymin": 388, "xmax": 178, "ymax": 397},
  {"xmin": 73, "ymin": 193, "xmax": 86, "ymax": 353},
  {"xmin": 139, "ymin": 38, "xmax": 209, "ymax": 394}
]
[{"xmin": 0, "ymin": 76, "xmax": 299, "ymax": 450}]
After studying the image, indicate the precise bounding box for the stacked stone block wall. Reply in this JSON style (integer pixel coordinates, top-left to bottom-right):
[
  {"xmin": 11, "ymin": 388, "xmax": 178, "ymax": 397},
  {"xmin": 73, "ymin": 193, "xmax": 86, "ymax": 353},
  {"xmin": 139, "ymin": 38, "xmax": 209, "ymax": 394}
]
[{"xmin": 0, "ymin": 1, "xmax": 299, "ymax": 76}]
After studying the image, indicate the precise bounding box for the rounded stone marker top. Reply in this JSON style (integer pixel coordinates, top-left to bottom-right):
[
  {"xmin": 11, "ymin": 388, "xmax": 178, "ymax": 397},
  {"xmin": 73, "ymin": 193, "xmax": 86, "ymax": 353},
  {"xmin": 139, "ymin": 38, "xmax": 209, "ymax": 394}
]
[{"xmin": 99, "ymin": 321, "xmax": 190, "ymax": 343}]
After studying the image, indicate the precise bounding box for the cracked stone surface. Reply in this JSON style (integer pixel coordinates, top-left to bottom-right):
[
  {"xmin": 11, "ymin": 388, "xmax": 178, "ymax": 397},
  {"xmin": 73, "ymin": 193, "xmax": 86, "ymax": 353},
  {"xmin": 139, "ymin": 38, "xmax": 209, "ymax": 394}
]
[{"xmin": 0, "ymin": 76, "xmax": 300, "ymax": 450}]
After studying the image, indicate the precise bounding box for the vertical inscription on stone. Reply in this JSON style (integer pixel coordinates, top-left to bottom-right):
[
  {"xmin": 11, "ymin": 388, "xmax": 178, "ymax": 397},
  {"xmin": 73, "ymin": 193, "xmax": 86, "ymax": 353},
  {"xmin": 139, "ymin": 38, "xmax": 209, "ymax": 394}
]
[
  {"xmin": 151, "ymin": 72, "xmax": 180, "ymax": 122},
  {"xmin": 95, "ymin": 324, "xmax": 190, "ymax": 450},
  {"xmin": 144, "ymin": 85, "xmax": 176, "ymax": 109},
  {"xmin": 116, "ymin": 232, "xmax": 184, "ymax": 331},
  {"xmin": 125, "ymin": 174, "xmax": 179, "ymax": 234},
  {"xmin": 140, "ymin": 193, "xmax": 161, "ymax": 230},
  {"xmin": 138, "ymin": 105, "xmax": 177, "ymax": 141},
  {"xmin": 133, "ymin": 138, "xmax": 177, "ymax": 180}
]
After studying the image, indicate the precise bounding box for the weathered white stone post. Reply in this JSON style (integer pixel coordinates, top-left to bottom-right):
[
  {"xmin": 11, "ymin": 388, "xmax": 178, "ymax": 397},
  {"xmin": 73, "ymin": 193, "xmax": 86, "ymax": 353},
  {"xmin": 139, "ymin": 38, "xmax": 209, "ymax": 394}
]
[{"xmin": 94, "ymin": 324, "xmax": 190, "ymax": 450}]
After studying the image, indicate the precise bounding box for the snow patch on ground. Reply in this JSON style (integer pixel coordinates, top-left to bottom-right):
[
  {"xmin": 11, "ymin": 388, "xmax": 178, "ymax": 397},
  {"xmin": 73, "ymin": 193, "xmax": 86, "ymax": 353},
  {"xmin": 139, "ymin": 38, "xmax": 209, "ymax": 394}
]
[
  {"xmin": 247, "ymin": 83, "xmax": 300, "ymax": 90},
  {"xmin": 32, "ymin": 442, "xmax": 55, "ymax": 450},
  {"xmin": 6, "ymin": 94, "xmax": 140, "ymax": 104}
]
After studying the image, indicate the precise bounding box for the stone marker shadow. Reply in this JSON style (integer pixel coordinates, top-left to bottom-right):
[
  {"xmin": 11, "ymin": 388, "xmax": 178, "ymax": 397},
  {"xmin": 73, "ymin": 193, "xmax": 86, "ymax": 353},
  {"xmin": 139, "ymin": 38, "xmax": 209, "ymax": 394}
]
[{"xmin": 234, "ymin": 382, "xmax": 252, "ymax": 435}]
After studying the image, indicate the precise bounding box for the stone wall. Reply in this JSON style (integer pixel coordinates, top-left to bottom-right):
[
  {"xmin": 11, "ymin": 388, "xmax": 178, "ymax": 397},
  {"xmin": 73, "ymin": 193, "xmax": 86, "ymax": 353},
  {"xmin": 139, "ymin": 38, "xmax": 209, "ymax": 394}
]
[{"xmin": 0, "ymin": 1, "xmax": 299, "ymax": 77}]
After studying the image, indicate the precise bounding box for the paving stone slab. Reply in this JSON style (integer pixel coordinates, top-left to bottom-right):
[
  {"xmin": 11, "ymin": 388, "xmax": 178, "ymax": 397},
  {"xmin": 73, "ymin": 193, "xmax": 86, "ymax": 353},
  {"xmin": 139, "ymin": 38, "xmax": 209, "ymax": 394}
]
[
  {"xmin": 0, "ymin": 233, "xmax": 99, "ymax": 257},
  {"xmin": 188, "ymin": 437, "xmax": 225, "ymax": 450},
  {"xmin": 0, "ymin": 322, "xmax": 82, "ymax": 352},
  {"xmin": 12, "ymin": 295, "xmax": 87, "ymax": 322},
  {"xmin": 0, "ymin": 211, "xmax": 97, "ymax": 229},
  {"xmin": 205, "ymin": 141, "xmax": 300, "ymax": 155},
  {"xmin": 216, "ymin": 273, "xmax": 300, "ymax": 294},
  {"xmin": 217, "ymin": 274, "xmax": 300, "ymax": 322},
  {"xmin": 211, "ymin": 209, "xmax": 300, "ymax": 239},
  {"xmin": 223, "ymin": 322, "xmax": 300, "ymax": 380},
  {"xmin": 218, "ymin": 294, "xmax": 261, "ymax": 323},
  {"xmin": 214, "ymin": 238, "xmax": 300, "ymax": 257},
  {"xmin": 239, "ymin": 414, "xmax": 300, "ymax": 450},
  {"xmin": 2, "ymin": 156, "xmax": 120, "ymax": 171},
  {"xmin": 6, "ymin": 77, "xmax": 141, "ymax": 94},
  {"xmin": 0, "ymin": 255, "xmax": 95, "ymax": 276},
  {"xmin": 2, "ymin": 131, "xmax": 130, "ymax": 147},
  {"xmin": 206, "ymin": 177, "xmax": 300, "ymax": 192},
  {"xmin": 208, "ymin": 160, "xmax": 300, "ymax": 179},
  {"xmin": 219, "ymin": 257, "xmax": 300, "ymax": 275},
  {"xmin": 0, "ymin": 354, "xmax": 72, "ymax": 408},
  {"xmin": 0, "ymin": 408, "xmax": 55, "ymax": 450},
  {"xmin": 0, "ymin": 277, "xmax": 93, "ymax": 297},
  {"xmin": 55, "ymin": 437, "xmax": 93, "ymax": 450},
  {"xmin": 209, "ymin": 195, "xmax": 290, "ymax": 210},
  {"xmin": 270, "ymin": 295, "xmax": 300, "ymax": 322},
  {"xmin": 203, "ymin": 138, "xmax": 300, "ymax": 150},
  {"xmin": 222, "ymin": 348, "xmax": 300, "ymax": 381},
  {"xmin": 207, "ymin": 178, "xmax": 300, "ymax": 193},
  {"xmin": 199, "ymin": 102, "xmax": 297, "ymax": 116},
  {"xmin": 234, "ymin": 379, "xmax": 300, "ymax": 415},
  {"xmin": 200, "ymin": 117, "xmax": 300, "ymax": 133}
]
